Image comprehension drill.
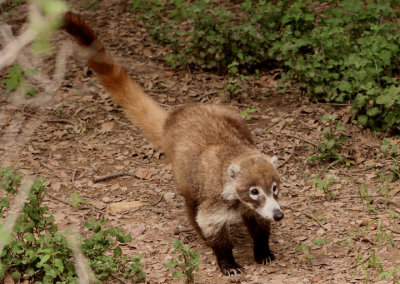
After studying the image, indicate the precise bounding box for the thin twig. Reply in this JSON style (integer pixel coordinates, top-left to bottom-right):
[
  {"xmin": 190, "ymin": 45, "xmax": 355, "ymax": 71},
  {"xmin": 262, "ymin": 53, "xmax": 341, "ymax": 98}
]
[
  {"xmin": 145, "ymin": 82, "xmax": 177, "ymax": 93},
  {"xmin": 148, "ymin": 195, "xmax": 163, "ymax": 207},
  {"xmin": 341, "ymin": 255, "xmax": 371, "ymax": 273},
  {"xmin": 265, "ymin": 120, "xmax": 281, "ymax": 130},
  {"xmin": 71, "ymin": 169, "xmax": 77, "ymax": 187},
  {"xmin": 285, "ymin": 133, "xmax": 318, "ymax": 148},
  {"xmin": 388, "ymin": 228, "xmax": 400, "ymax": 234},
  {"xmin": 111, "ymin": 275, "xmax": 128, "ymax": 284},
  {"xmin": 45, "ymin": 119, "xmax": 75, "ymax": 125},
  {"xmin": 93, "ymin": 171, "xmax": 136, "ymax": 183},
  {"xmin": 0, "ymin": 179, "xmax": 32, "ymax": 254},
  {"xmin": 48, "ymin": 194, "xmax": 74, "ymax": 208},
  {"xmin": 66, "ymin": 234, "xmax": 98, "ymax": 283},
  {"xmin": 0, "ymin": 25, "xmax": 37, "ymax": 69},
  {"xmin": 291, "ymin": 208, "xmax": 326, "ymax": 231},
  {"xmin": 277, "ymin": 148, "xmax": 295, "ymax": 169}
]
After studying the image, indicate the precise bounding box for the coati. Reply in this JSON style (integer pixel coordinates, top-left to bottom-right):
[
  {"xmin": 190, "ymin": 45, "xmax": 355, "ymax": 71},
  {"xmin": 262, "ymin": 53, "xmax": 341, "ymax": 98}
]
[{"xmin": 62, "ymin": 12, "xmax": 284, "ymax": 275}]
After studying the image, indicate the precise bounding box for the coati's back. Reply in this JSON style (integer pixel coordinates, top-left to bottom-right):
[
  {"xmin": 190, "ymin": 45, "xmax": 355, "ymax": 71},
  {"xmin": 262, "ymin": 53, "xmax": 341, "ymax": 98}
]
[
  {"xmin": 162, "ymin": 104, "xmax": 257, "ymax": 197},
  {"xmin": 163, "ymin": 104, "xmax": 254, "ymax": 159}
]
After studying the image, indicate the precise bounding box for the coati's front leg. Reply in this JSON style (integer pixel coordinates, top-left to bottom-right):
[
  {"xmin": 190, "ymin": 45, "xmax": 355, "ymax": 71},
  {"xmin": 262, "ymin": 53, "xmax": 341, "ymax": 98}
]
[
  {"xmin": 242, "ymin": 213, "xmax": 275, "ymax": 264},
  {"xmin": 196, "ymin": 206, "xmax": 243, "ymax": 275},
  {"xmin": 207, "ymin": 225, "xmax": 243, "ymax": 275}
]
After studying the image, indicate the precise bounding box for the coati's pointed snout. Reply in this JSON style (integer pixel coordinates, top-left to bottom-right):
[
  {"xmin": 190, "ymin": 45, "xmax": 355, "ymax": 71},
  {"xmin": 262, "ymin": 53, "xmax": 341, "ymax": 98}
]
[{"xmin": 273, "ymin": 209, "xmax": 284, "ymax": 221}]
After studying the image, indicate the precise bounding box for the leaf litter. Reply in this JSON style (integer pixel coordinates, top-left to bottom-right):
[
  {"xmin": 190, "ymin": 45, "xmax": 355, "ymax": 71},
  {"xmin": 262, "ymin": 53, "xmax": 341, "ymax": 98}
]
[{"xmin": 1, "ymin": 1, "xmax": 400, "ymax": 283}]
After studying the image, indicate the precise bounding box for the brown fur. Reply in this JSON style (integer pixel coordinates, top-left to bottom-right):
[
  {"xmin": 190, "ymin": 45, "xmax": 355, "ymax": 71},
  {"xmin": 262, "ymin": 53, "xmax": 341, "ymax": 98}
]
[{"xmin": 63, "ymin": 12, "xmax": 283, "ymax": 276}]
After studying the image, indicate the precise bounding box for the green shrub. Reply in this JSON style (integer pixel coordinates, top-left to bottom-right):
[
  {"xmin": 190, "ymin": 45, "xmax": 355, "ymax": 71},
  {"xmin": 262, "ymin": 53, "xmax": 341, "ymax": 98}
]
[
  {"xmin": 1, "ymin": 64, "xmax": 38, "ymax": 97},
  {"xmin": 131, "ymin": 0, "xmax": 400, "ymax": 132},
  {"xmin": 165, "ymin": 240, "xmax": 201, "ymax": 284},
  {"xmin": 0, "ymin": 168, "xmax": 145, "ymax": 283}
]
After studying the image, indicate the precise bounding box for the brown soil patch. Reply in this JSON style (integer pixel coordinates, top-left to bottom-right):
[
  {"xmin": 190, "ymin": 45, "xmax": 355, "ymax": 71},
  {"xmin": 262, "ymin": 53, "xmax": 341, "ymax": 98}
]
[{"xmin": 1, "ymin": 1, "xmax": 400, "ymax": 283}]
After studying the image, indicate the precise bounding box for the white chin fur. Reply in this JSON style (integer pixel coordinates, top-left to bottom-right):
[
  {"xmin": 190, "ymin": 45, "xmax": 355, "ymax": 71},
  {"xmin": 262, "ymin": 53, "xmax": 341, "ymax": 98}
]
[{"xmin": 256, "ymin": 197, "xmax": 281, "ymax": 221}]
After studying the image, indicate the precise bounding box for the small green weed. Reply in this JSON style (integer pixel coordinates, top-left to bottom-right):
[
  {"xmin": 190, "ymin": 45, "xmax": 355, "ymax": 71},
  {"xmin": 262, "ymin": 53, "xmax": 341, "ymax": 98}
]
[
  {"xmin": 70, "ymin": 191, "xmax": 87, "ymax": 209},
  {"xmin": 240, "ymin": 108, "xmax": 257, "ymax": 121},
  {"xmin": 310, "ymin": 176, "xmax": 335, "ymax": 201},
  {"xmin": 307, "ymin": 114, "xmax": 349, "ymax": 165},
  {"xmin": 355, "ymin": 250, "xmax": 383, "ymax": 283},
  {"xmin": 295, "ymin": 243, "xmax": 313, "ymax": 265},
  {"xmin": 376, "ymin": 221, "xmax": 394, "ymax": 247},
  {"xmin": 387, "ymin": 209, "xmax": 399, "ymax": 232},
  {"xmin": 55, "ymin": 107, "xmax": 63, "ymax": 118},
  {"xmin": 83, "ymin": 0, "xmax": 101, "ymax": 10},
  {"xmin": 312, "ymin": 215, "xmax": 324, "ymax": 222},
  {"xmin": 222, "ymin": 61, "xmax": 249, "ymax": 100},
  {"xmin": 380, "ymin": 138, "xmax": 400, "ymax": 181},
  {"xmin": 81, "ymin": 217, "xmax": 146, "ymax": 282},
  {"xmin": 377, "ymin": 268, "xmax": 400, "ymax": 284},
  {"xmin": 166, "ymin": 240, "xmax": 201, "ymax": 284},
  {"xmin": 295, "ymin": 238, "xmax": 326, "ymax": 266},
  {"xmin": 358, "ymin": 185, "xmax": 378, "ymax": 214},
  {"xmin": 1, "ymin": 64, "xmax": 38, "ymax": 97}
]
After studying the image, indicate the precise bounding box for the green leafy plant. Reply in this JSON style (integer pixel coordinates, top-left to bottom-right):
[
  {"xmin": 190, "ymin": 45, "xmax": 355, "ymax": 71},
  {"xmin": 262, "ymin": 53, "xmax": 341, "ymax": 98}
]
[
  {"xmin": 377, "ymin": 267, "xmax": 400, "ymax": 284},
  {"xmin": 240, "ymin": 108, "xmax": 257, "ymax": 121},
  {"xmin": 0, "ymin": 168, "xmax": 146, "ymax": 283},
  {"xmin": 165, "ymin": 240, "xmax": 201, "ymax": 284},
  {"xmin": 380, "ymin": 138, "xmax": 400, "ymax": 181},
  {"xmin": 81, "ymin": 217, "xmax": 146, "ymax": 282},
  {"xmin": 55, "ymin": 107, "xmax": 63, "ymax": 118},
  {"xmin": 1, "ymin": 64, "xmax": 38, "ymax": 97},
  {"xmin": 358, "ymin": 184, "xmax": 378, "ymax": 214},
  {"xmin": 70, "ymin": 191, "xmax": 87, "ymax": 209},
  {"xmin": 312, "ymin": 215, "xmax": 324, "ymax": 222},
  {"xmin": 296, "ymin": 238, "xmax": 327, "ymax": 267},
  {"xmin": 295, "ymin": 243, "xmax": 313, "ymax": 265},
  {"xmin": 376, "ymin": 221, "xmax": 394, "ymax": 247},
  {"xmin": 309, "ymin": 176, "xmax": 335, "ymax": 201},
  {"xmin": 307, "ymin": 114, "xmax": 350, "ymax": 165},
  {"xmin": 221, "ymin": 61, "xmax": 249, "ymax": 100},
  {"xmin": 356, "ymin": 250, "xmax": 384, "ymax": 283},
  {"xmin": 0, "ymin": 174, "xmax": 77, "ymax": 283}
]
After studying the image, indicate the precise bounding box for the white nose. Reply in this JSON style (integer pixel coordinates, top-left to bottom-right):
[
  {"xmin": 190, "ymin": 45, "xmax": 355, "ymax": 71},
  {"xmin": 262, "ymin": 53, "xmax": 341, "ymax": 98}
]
[{"xmin": 257, "ymin": 197, "xmax": 282, "ymax": 221}]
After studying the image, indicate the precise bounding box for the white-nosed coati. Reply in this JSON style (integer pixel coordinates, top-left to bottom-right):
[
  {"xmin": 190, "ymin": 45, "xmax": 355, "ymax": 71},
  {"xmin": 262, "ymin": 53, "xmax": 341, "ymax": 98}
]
[{"xmin": 63, "ymin": 12, "xmax": 284, "ymax": 275}]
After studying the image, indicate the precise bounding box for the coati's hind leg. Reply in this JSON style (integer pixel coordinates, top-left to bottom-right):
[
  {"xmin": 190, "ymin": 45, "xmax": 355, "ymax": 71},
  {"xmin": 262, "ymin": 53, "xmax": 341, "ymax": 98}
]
[
  {"xmin": 196, "ymin": 205, "xmax": 243, "ymax": 275},
  {"xmin": 242, "ymin": 213, "xmax": 275, "ymax": 264}
]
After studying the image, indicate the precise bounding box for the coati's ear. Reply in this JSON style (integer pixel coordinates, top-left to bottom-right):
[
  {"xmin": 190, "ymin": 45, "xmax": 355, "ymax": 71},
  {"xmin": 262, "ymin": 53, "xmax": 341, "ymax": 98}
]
[
  {"xmin": 270, "ymin": 156, "xmax": 278, "ymax": 168},
  {"xmin": 228, "ymin": 164, "xmax": 240, "ymax": 179}
]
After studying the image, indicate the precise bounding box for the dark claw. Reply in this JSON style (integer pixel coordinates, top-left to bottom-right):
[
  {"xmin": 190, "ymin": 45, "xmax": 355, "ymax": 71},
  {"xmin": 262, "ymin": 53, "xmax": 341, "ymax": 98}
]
[
  {"xmin": 220, "ymin": 264, "xmax": 244, "ymax": 276},
  {"xmin": 255, "ymin": 250, "xmax": 275, "ymax": 264}
]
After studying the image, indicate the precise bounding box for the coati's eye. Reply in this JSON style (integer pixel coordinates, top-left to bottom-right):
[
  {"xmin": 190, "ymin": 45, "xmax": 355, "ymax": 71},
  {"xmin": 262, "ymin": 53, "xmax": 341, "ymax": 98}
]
[
  {"xmin": 272, "ymin": 182, "xmax": 278, "ymax": 195},
  {"xmin": 249, "ymin": 187, "xmax": 259, "ymax": 196}
]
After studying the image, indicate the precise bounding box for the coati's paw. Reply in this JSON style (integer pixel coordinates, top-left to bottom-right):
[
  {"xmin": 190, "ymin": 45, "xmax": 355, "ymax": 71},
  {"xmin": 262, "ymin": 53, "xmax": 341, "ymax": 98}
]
[
  {"xmin": 219, "ymin": 263, "xmax": 245, "ymax": 276},
  {"xmin": 254, "ymin": 250, "xmax": 275, "ymax": 264}
]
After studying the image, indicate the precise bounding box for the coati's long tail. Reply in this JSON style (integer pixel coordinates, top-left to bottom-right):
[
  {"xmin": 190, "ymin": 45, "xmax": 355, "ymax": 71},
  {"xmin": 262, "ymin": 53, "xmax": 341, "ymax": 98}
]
[{"xmin": 63, "ymin": 12, "xmax": 167, "ymax": 150}]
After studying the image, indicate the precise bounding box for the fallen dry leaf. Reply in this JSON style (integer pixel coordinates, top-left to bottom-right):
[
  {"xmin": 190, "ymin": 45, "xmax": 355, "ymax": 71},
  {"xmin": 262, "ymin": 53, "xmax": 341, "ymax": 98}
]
[
  {"xmin": 3, "ymin": 274, "xmax": 14, "ymax": 284},
  {"xmin": 312, "ymin": 275, "xmax": 323, "ymax": 282},
  {"xmin": 101, "ymin": 121, "xmax": 114, "ymax": 132},
  {"xmin": 136, "ymin": 170, "xmax": 152, "ymax": 180},
  {"xmin": 108, "ymin": 201, "xmax": 144, "ymax": 214}
]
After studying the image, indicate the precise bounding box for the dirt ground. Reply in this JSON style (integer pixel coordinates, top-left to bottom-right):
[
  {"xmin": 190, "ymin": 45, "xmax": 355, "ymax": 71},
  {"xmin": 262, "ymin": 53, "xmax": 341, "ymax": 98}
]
[{"xmin": 1, "ymin": 1, "xmax": 400, "ymax": 283}]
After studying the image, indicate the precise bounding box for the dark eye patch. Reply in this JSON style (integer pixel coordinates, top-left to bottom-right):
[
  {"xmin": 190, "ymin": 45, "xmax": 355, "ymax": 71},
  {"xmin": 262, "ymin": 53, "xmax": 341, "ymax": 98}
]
[{"xmin": 250, "ymin": 188, "xmax": 259, "ymax": 195}]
